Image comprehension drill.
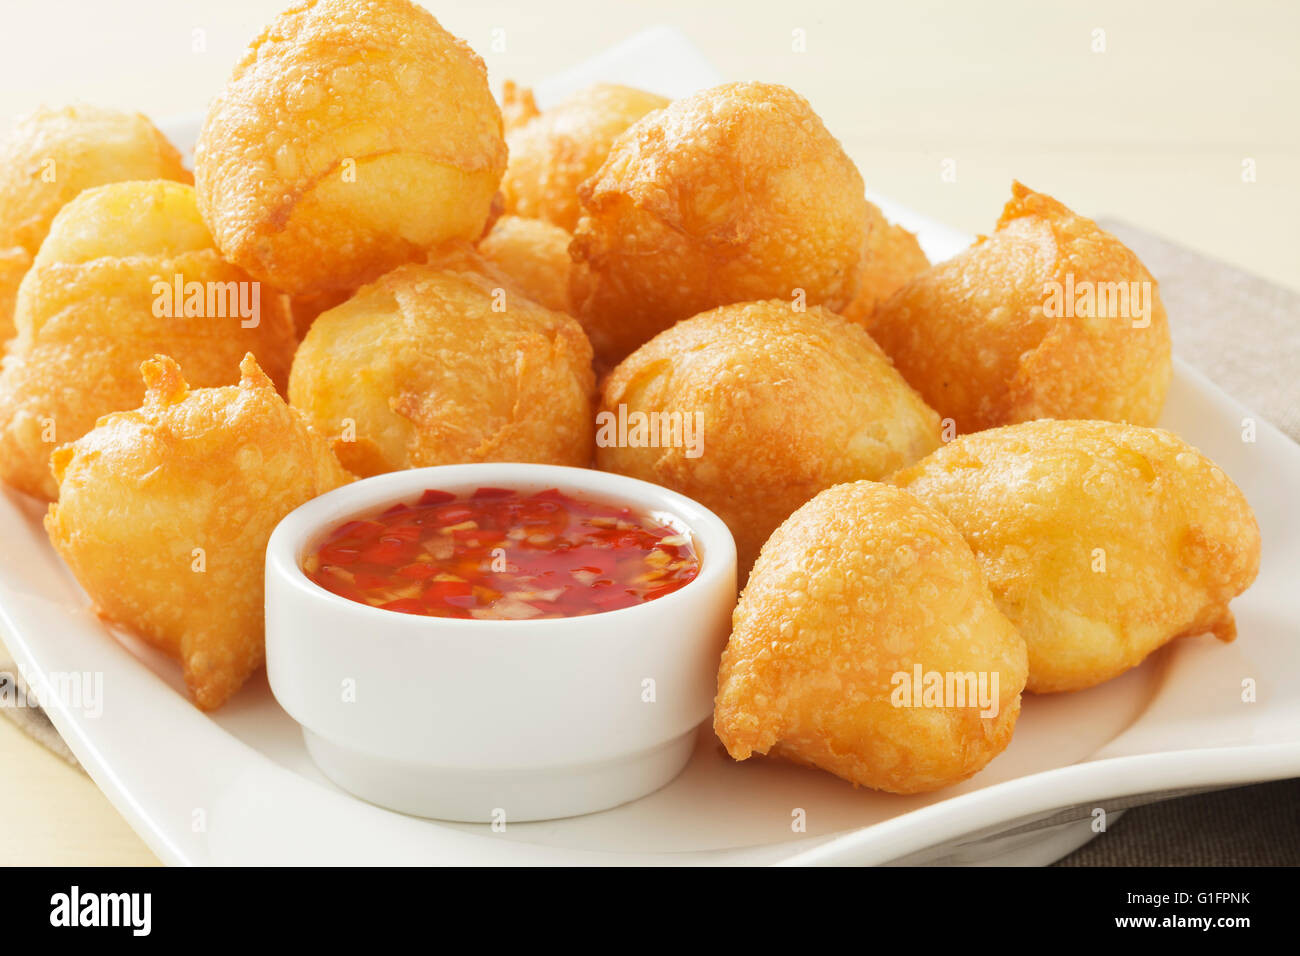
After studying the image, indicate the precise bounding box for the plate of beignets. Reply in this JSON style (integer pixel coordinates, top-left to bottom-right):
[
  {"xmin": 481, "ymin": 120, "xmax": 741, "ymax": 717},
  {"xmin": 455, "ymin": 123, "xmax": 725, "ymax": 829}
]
[{"xmin": 0, "ymin": 12, "xmax": 1296, "ymax": 867}]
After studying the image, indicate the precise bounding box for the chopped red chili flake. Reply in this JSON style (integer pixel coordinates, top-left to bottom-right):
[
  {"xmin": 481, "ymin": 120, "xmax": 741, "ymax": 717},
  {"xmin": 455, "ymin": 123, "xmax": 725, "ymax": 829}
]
[
  {"xmin": 302, "ymin": 488, "xmax": 700, "ymax": 620},
  {"xmin": 417, "ymin": 489, "xmax": 457, "ymax": 506}
]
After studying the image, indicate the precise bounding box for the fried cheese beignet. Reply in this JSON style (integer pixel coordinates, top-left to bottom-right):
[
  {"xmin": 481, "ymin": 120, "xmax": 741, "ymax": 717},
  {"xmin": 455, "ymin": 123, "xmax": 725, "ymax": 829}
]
[
  {"xmin": 289, "ymin": 259, "xmax": 595, "ymax": 477},
  {"xmin": 715, "ymin": 481, "xmax": 1028, "ymax": 794},
  {"xmin": 46, "ymin": 355, "xmax": 352, "ymax": 710},
  {"xmin": 194, "ymin": 0, "xmax": 506, "ymax": 296},
  {"xmin": 870, "ymin": 182, "xmax": 1172, "ymax": 433},
  {"xmin": 0, "ymin": 105, "xmax": 190, "ymax": 339},
  {"xmin": 890, "ymin": 420, "xmax": 1261, "ymax": 693},
  {"xmin": 477, "ymin": 214, "xmax": 572, "ymax": 313},
  {"xmin": 841, "ymin": 201, "xmax": 930, "ymax": 331},
  {"xmin": 570, "ymin": 82, "xmax": 870, "ymax": 365},
  {"xmin": 501, "ymin": 83, "xmax": 669, "ymax": 233},
  {"xmin": 596, "ymin": 300, "xmax": 941, "ymax": 575},
  {"xmin": 0, "ymin": 180, "xmax": 295, "ymax": 500}
]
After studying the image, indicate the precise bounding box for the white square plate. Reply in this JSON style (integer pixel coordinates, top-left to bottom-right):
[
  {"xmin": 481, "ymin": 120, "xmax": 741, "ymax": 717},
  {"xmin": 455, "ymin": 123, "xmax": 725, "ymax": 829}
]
[{"xmin": 2, "ymin": 28, "xmax": 1297, "ymax": 866}]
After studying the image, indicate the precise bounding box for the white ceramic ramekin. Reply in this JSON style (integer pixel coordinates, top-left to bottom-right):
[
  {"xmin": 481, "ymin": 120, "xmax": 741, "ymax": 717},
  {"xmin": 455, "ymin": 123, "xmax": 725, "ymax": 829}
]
[{"xmin": 265, "ymin": 463, "xmax": 737, "ymax": 823}]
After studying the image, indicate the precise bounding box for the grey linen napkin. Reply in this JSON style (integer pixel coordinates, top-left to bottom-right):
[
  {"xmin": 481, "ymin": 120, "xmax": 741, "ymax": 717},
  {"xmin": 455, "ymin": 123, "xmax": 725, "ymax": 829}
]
[
  {"xmin": 1057, "ymin": 779, "xmax": 1300, "ymax": 866},
  {"xmin": 1097, "ymin": 219, "xmax": 1300, "ymax": 442},
  {"xmin": 2, "ymin": 223, "xmax": 1296, "ymax": 863},
  {"xmin": 0, "ymin": 662, "xmax": 81, "ymax": 768}
]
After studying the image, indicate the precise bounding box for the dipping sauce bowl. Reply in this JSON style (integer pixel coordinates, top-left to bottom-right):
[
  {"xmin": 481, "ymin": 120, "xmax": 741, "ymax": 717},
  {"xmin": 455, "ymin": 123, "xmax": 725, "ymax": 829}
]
[{"xmin": 265, "ymin": 463, "xmax": 737, "ymax": 822}]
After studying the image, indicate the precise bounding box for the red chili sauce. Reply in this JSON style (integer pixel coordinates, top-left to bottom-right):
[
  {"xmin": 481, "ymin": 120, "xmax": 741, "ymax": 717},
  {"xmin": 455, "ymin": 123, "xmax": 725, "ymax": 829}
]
[{"xmin": 303, "ymin": 487, "xmax": 701, "ymax": 620}]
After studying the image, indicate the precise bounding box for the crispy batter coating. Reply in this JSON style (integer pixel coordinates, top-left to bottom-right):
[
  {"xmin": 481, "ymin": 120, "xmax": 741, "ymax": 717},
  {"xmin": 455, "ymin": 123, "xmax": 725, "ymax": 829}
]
[
  {"xmin": 596, "ymin": 300, "xmax": 942, "ymax": 574},
  {"xmin": 289, "ymin": 287, "xmax": 351, "ymax": 340},
  {"xmin": 0, "ymin": 105, "xmax": 190, "ymax": 340},
  {"xmin": 477, "ymin": 214, "xmax": 572, "ymax": 313},
  {"xmin": 0, "ymin": 180, "xmax": 296, "ymax": 500},
  {"xmin": 0, "ymin": 247, "xmax": 28, "ymax": 342},
  {"xmin": 570, "ymin": 82, "xmax": 870, "ymax": 365},
  {"xmin": 869, "ymin": 182, "xmax": 1172, "ymax": 433},
  {"xmin": 194, "ymin": 0, "xmax": 506, "ymax": 296},
  {"xmin": 715, "ymin": 481, "xmax": 1028, "ymax": 794},
  {"xmin": 891, "ymin": 420, "xmax": 1261, "ymax": 693},
  {"xmin": 501, "ymin": 83, "xmax": 669, "ymax": 233},
  {"xmin": 289, "ymin": 258, "xmax": 595, "ymax": 477},
  {"xmin": 500, "ymin": 80, "xmax": 541, "ymax": 133},
  {"xmin": 45, "ymin": 354, "xmax": 353, "ymax": 710},
  {"xmin": 841, "ymin": 201, "xmax": 930, "ymax": 331}
]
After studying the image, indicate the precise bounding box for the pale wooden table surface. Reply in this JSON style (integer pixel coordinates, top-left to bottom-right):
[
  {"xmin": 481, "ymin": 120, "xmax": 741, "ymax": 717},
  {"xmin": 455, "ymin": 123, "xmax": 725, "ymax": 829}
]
[{"xmin": 1, "ymin": 0, "xmax": 1296, "ymax": 865}]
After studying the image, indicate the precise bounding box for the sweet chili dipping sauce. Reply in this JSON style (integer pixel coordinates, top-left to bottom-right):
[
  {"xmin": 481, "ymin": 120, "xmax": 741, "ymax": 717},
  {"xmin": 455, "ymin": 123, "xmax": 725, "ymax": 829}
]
[{"xmin": 303, "ymin": 487, "xmax": 701, "ymax": 620}]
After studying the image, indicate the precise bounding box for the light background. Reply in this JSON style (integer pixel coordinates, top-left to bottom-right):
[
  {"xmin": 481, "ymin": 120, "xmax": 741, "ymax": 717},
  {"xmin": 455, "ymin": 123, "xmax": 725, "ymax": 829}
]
[
  {"xmin": 2, "ymin": 0, "xmax": 1297, "ymax": 288},
  {"xmin": 0, "ymin": 0, "xmax": 1295, "ymax": 864}
]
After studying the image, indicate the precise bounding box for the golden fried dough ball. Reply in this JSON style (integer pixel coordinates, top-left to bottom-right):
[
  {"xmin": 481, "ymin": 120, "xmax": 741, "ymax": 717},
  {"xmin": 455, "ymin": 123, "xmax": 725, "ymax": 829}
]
[
  {"xmin": 289, "ymin": 260, "xmax": 595, "ymax": 477},
  {"xmin": 194, "ymin": 0, "xmax": 506, "ymax": 296},
  {"xmin": 596, "ymin": 300, "xmax": 941, "ymax": 574},
  {"xmin": 501, "ymin": 83, "xmax": 669, "ymax": 232},
  {"xmin": 841, "ymin": 201, "xmax": 930, "ymax": 331},
  {"xmin": 0, "ymin": 105, "xmax": 190, "ymax": 339},
  {"xmin": 477, "ymin": 214, "xmax": 572, "ymax": 313},
  {"xmin": 715, "ymin": 481, "xmax": 1028, "ymax": 794},
  {"xmin": 890, "ymin": 420, "xmax": 1261, "ymax": 693},
  {"xmin": 46, "ymin": 355, "xmax": 352, "ymax": 710},
  {"xmin": 0, "ymin": 180, "xmax": 296, "ymax": 500},
  {"xmin": 571, "ymin": 82, "xmax": 869, "ymax": 365},
  {"xmin": 870, "ymin": 182, "xmax": 1172, "ymax": 433},
  {"xmin": 0, "ymin": 105, "xmax": 190, "ymax": 255}
]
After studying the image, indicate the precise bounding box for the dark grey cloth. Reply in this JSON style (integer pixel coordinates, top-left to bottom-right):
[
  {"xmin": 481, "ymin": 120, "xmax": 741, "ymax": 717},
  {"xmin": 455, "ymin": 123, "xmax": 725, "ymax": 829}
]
[
  {"xmin": 1096, "ymin": 219, "xmax": 1300, "ymax": 443},
  {"xmin": 1056, "ymin": 779, "xmax": 1300, "ymax": 866},
  {"xmin": 0, "ymin": 661, "xmax": 80, "ymax": 769}
]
